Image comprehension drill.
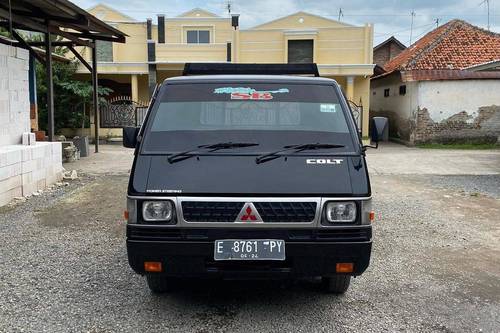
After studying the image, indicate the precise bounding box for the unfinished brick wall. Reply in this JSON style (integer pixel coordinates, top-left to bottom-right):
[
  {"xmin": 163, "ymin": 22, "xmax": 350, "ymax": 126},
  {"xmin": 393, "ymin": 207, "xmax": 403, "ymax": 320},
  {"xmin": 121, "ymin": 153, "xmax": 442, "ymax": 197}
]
[
  {"xmin": 414, "ymin": 107, "xmax": 500, "ymax": 144},
  {"xmin": 374, "ymin": 42, "xmax": 405, "ymax": 68}
]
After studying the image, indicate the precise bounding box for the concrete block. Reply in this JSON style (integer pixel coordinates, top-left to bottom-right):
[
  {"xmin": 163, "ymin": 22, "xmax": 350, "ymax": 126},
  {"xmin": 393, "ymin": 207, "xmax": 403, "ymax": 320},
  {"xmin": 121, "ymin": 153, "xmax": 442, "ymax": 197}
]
[
  {"xmin": 22, "ymin": 132, "xmax": 30, "ymax": 145},
  {"xmin": 0, "ymin": 147, "xmax": 22, "ymax": 167},
  {"xmin": 31, "ymin": 144, "xmax": 46, "ymax": 160},
  {"xmin": 21, "ymin": 171, "xmax": 32, "ymax": 185},
  {"xmin": 32, "ymin": 169, "xmax": 45, "ymax": 182},
  {"xmin": 0, "ymin": 174, "xmax": 22, "ymax": 192},
  {"xmin": 0, "ymin": 186, "xmax": 22, "ymax": 207},
  {"xmin": 16, "ymin": 48, "xmax": 29, "ymax": 60},
  {"xmin": 21, "ymin": 159, "xmax": 37, "ymax": 173},
  {"xmin": 0, "ymin": 162, "xmax": 21, "ymax": 181},
  {"xmin": 21, "ymin": 147, "xmax": 31, "ymax": 161},
  {"xmin": 22, "ymin": 181, "xmax": 37, "ymax": 197},
  {"xmin": 0, "ymin": 44, "xmax": 8, "ymax": 56},
  {"xmin": 36, "ymin": 178, "xmax": 46, "ymax": 191}
]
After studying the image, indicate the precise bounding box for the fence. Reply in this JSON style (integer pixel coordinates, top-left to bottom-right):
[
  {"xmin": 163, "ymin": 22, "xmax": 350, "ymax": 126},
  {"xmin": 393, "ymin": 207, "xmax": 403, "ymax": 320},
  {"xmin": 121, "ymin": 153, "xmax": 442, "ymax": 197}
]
[{"xmin": 99, "ymin": 96, "xmax": 148, "ymax": 128}]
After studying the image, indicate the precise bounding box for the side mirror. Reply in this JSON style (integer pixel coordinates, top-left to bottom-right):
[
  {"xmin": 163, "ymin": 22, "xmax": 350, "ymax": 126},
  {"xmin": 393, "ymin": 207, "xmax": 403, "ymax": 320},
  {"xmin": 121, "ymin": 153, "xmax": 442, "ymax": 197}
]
[{"xmin": 123, "ymin": 127, "xmax": 140, "ymax": 148}]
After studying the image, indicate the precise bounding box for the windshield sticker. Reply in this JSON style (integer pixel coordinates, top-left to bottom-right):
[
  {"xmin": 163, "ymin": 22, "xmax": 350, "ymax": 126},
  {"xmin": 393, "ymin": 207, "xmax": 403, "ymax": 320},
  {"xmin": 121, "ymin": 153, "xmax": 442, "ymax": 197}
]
[
  {"xmin": 320, "ymin": 104, "xmax": 338, "ymax": 113},
  {"xmin": 214, "ymin": 87, "xmax": 289, "ymax": 101}
]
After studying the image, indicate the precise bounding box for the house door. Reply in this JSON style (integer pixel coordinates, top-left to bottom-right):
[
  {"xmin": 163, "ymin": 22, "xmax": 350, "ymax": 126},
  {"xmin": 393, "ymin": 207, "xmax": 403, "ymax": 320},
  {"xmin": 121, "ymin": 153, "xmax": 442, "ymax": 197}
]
[{"xmin": 288, "ymin": 40, "xmax": 314, "ymax": 63}]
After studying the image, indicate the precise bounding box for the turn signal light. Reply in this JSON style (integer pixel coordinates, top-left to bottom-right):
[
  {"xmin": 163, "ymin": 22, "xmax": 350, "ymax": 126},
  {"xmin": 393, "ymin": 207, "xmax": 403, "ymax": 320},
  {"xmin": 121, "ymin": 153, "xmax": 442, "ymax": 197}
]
[
  {"xmin": 369, "ymin": 211, "xmax": 375, "ymax": 223},
  {"xmin": 144, "ymin": 261, "xmax": 162, "ymax": 272},
  {"xmin": 336, "ymin": 263, "xmax": 354, "ymax": 273},
  {"xmin": 124, "ymin": 210, "xmax": 129, "ymax": 220}
]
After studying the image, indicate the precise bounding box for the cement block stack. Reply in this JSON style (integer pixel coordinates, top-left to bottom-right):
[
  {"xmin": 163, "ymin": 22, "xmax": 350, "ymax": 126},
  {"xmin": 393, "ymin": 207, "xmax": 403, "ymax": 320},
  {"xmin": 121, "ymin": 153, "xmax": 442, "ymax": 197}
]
[{"xmin": 0, "ymin": 44, "xmax": 63, "ymax": 207}]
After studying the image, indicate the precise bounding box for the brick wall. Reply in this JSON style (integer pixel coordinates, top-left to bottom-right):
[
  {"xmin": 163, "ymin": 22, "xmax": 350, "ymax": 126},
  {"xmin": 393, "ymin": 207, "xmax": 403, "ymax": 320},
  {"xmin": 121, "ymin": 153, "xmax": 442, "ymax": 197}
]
[
  {"xmin": 373, "ymin": 42, "xmax": 405, "ymax": 68},
  {"xmin": 415, "ymin": 107, "xmax": 500, "ymax": 144},
  {"xmin": 414, "ymin": 80, "xmax": 500, "ymax": 144}
]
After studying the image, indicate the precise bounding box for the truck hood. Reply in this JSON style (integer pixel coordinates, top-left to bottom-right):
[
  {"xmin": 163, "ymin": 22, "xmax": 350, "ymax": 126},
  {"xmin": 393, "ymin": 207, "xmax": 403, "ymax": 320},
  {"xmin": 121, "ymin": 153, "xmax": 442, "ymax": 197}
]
[{"xmin": 130, "ymin": 155, "xmax": 370, "ymax": 197}]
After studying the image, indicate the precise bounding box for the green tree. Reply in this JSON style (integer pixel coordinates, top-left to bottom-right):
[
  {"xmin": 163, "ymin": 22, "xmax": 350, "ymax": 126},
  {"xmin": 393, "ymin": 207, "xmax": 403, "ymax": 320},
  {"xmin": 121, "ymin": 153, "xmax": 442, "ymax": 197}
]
[{"xmin": 34, "ymin": 35, "xmax": 112, "ymax": 133}]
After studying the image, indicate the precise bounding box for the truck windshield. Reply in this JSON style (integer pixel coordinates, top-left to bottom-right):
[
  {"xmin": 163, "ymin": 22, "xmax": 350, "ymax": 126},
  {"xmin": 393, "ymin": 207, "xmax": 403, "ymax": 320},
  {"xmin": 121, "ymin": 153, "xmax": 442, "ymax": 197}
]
[{"xmin": 142, "ymin": 83, "xmax": 356, "ymax": 153}]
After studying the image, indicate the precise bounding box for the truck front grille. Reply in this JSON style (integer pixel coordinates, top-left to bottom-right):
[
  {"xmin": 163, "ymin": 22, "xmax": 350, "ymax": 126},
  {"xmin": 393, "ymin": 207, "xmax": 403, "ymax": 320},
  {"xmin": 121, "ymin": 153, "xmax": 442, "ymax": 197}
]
[
  {"xmin": 182, "ymin": 201, "xmax": 245, "ymax": 222},
  {"xmin": 254, "ymin": 202, "xmax": 317, "ymax": 222},
  {"xmin": 181, "ymin": 201, "xmax": 317, "ymax": 223}
]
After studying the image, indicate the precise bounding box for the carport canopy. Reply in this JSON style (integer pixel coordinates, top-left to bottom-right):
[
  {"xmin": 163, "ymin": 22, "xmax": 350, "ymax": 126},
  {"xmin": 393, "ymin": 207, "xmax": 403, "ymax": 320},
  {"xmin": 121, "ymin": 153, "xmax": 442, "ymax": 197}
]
[{"xmin": 0, "ymin": 0, "xmax": 127, "ymax": 152}]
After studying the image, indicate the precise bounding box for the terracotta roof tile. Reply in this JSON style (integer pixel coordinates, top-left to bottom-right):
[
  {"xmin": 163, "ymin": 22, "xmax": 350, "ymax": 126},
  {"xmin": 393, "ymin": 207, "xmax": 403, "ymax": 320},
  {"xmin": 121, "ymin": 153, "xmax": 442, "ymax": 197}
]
[{"xmin": 383, "ymin": 20, "xmax": 500, "ymax": 73}]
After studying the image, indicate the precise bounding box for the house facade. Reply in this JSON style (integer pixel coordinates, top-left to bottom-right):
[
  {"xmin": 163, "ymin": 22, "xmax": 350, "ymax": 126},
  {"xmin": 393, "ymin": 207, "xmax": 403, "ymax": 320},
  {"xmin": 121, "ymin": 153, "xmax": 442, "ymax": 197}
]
[
  {"xmin": 74, "ymin": 4, "xmax": 374, "ymax": 138},
  {"xmin": 371, "ymin": 20, "xmax": 500, "ymax": 144}
]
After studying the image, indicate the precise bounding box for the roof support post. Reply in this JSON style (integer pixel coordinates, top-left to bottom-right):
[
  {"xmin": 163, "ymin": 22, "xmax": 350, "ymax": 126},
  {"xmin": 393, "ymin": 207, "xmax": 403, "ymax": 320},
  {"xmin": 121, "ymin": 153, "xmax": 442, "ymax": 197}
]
[
  {"xmin": 91, "ymin": 40, "xmax": 99, "ymax": 153},
  {"xmin": 44, "ymin": 28, "xmax": 55, "ymax": 142}
]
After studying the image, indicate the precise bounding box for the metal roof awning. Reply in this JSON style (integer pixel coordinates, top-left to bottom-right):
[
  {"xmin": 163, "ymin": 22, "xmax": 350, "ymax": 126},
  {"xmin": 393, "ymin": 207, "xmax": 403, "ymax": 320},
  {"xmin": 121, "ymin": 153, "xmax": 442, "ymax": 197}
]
[
  {"xmin": 0, "ymin": 0, "xmax": 127, "ymax": 153},
  {"xmin": 0, "ymin": 0, "xmax": 126, "ymax": 45}
]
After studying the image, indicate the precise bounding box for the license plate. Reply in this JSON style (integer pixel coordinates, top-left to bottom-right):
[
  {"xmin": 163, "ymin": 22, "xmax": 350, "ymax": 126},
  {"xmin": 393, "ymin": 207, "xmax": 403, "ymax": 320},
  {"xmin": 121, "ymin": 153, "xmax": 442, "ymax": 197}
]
[{"xmin": 214, "ymin": 239, "xmax": 285, "ymax": 261}]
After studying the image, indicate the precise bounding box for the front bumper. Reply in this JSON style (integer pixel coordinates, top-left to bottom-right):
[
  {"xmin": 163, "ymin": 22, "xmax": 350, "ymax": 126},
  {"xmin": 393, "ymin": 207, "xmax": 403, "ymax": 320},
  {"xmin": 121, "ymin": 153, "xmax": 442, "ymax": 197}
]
[{"xmin": 127, "ymin": 226, "xmax": 372, "ymax": 278}]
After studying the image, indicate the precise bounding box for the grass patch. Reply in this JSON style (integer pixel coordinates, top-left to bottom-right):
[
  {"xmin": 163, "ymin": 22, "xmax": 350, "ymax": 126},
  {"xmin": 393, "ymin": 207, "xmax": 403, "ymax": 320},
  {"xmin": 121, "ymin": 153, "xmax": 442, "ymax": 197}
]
[{"xmin": 416, "ymin": 143, "xmax": 500, "ymax": 150}]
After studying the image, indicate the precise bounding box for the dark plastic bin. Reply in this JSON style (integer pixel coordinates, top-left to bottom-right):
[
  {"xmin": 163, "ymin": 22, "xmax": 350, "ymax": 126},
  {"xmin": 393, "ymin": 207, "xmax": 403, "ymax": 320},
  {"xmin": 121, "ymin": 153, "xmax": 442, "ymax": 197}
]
[{"xmin": 73, "ymin": 136, "xmax": 89, "ymax": 157}]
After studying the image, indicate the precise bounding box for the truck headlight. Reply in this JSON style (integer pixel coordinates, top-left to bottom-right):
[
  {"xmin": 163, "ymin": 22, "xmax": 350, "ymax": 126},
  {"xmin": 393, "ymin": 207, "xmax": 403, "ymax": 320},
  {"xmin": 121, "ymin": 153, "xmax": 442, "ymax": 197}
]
[
  {"xmin": 325, "ymin": 201, "xmax": 357, "ymax": 223},
  {"xmin": 142, "ymin": 201, "xmax": 174, "ymax": 222}
]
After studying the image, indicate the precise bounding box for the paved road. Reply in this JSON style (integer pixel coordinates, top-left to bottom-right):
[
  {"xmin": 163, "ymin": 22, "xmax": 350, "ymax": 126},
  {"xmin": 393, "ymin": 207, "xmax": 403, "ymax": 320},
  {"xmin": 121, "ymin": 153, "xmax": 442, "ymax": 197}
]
[
  {"xmin": 1, "ymin": 144, "xmax": 499, "ymax": 332},
  {"xmin": 68, "ymin": 143, "xmax": 500, "ymax": 176}
]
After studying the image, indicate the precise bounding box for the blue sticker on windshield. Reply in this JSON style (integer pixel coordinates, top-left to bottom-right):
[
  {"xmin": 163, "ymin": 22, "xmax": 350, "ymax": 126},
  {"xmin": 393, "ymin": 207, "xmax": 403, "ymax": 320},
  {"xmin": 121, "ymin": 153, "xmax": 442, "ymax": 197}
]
[{"xmin": 214, "ymin": 87, "xmax": 289, "ymax": 100}]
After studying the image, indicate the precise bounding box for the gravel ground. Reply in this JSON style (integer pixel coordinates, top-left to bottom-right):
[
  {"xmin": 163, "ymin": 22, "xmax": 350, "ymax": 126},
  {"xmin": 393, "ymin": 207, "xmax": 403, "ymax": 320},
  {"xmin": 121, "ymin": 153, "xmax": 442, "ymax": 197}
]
[{"xmin": 0, "ymin": 173, "xmax": 499, "ymax": 333}]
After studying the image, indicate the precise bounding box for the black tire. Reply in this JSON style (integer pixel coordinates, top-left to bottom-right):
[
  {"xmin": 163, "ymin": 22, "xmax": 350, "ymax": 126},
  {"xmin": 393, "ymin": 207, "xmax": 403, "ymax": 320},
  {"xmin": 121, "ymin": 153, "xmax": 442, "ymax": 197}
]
[
  {"xmin": 145, "ymin": 274, "xmax": 172, "ymax": 294},
  {"xmin": 322, "ymin": 275, "xmax": 351, "ymax": 294}
]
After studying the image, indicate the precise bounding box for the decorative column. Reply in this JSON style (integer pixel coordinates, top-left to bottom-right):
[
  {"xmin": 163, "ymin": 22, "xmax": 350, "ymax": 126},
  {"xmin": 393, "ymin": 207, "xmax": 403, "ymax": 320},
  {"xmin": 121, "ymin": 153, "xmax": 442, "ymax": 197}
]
[
  {"xmin": 346, "ymin": 76, "xmax": 355, "ymax": 101},
  {"xmin": 131, "ymin": 74, "xmax": 139, "ymax": 102}
]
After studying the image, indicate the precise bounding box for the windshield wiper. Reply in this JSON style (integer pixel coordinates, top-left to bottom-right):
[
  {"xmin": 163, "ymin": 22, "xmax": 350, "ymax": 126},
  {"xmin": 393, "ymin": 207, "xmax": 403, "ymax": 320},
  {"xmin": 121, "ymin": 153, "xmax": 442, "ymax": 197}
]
[
  {"xmin": 167, "ymin": 142, "xmax": 259, "ymax": 163},
  {"xmin": 255, "ymin": 143, "xmax": 344, "ymax": 164}
]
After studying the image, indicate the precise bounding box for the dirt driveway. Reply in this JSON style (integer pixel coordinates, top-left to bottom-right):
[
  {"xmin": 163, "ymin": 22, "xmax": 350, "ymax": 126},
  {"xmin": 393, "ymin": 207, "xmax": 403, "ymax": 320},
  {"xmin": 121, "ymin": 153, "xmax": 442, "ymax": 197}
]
[{"xmin": 0, "ymin": 144, "xmax": 499, "ymax": 332}]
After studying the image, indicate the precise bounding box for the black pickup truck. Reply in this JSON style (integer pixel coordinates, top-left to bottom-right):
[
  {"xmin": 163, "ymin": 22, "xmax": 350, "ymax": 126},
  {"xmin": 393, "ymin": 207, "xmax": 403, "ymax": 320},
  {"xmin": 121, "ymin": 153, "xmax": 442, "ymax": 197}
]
[{"xmin": 123, "ymin": 64, "xmax": 385, "ymax": 294}]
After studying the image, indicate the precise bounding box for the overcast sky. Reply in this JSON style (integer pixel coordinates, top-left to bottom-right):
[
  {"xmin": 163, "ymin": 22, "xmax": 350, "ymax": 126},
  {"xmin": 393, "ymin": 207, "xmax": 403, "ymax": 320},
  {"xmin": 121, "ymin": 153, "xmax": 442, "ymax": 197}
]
[{"xmin": 74, "ymin": 0, "xmax": 498, "ymax": 46}]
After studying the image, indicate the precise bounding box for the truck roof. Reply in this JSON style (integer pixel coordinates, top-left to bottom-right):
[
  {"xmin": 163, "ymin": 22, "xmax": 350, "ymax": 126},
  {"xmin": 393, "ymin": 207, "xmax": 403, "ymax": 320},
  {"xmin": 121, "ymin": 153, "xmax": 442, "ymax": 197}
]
[{"xmin": 163, "ymin": 75, "xmax": 338, "ymax": 85}]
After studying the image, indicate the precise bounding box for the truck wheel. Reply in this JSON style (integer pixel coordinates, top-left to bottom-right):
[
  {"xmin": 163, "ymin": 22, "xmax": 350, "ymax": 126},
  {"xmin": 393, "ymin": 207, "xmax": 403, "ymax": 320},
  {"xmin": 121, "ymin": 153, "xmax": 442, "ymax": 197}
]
[
  {"xmin": 145, "ymin": 274, "xmax": 172, "ymax": 294},
  {"xmin": 322, "ymin": 275, "xmax": 351, "ymax": 294}
]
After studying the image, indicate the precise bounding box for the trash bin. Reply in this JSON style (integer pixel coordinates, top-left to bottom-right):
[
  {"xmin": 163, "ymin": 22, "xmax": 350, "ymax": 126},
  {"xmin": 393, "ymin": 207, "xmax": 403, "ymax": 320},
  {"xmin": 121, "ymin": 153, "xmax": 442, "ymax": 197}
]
[
  {"xmin": 372, "ymin": 117, "xmax": 389, "ymax": 142},
  {"xmin": 73, "ymin": 136, "xmax": 89, "ymax": 157}
]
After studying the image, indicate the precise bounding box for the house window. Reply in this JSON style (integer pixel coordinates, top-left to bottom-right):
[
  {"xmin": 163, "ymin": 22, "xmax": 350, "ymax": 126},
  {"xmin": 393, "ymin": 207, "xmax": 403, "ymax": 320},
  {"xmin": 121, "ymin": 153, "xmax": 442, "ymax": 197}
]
[
  {"xmin": 399, "ymin": 85, "xmax": 407, "ymax": 95},
  {"xmin": 288, "ymin": 40, "xmax": 314, "ymax": 63},
  {"xmin": 187, "ymin": 30, "xmax": 210, "ymax": 44},
  {"xmin": 384, "ymin": 88, "xmax": 390, "ymax": 97},
  {"xmin": 96, "ymin": 40, "xmax": 113, "ymax": 62}
]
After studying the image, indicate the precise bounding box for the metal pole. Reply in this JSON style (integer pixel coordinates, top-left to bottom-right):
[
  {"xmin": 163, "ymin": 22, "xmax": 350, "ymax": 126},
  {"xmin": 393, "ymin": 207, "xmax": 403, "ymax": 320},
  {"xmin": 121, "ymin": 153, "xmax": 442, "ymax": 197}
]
[
  {"xmin": 91, "ymin": 40, "xmax": 99, "ymax": 153},
  {"xmin": 44, "ymin": 28, "xmax": 54, "ymax": 142},
  {"xmin": 409, "ymin": 11, "xmax": 416, "ymax": 45}
]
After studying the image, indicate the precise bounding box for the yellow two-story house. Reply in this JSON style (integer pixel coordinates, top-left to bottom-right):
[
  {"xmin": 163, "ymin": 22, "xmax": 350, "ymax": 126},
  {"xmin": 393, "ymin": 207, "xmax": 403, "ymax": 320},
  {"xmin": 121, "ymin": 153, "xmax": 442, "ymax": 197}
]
[{"xmin": 76, "ymin": 4, "xmax": 374, "ymax": 137}]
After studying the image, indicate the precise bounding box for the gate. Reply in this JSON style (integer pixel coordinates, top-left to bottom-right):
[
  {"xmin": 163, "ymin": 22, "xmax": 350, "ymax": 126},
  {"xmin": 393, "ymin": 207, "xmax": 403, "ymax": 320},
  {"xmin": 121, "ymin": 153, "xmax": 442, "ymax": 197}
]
[
  {"xmin": 348, "ymin": 100, "xmax": 363, "ymax": 133},
  {"xmin": 99, "ymin": 96, "xmax": 149, "ymax": 128}
]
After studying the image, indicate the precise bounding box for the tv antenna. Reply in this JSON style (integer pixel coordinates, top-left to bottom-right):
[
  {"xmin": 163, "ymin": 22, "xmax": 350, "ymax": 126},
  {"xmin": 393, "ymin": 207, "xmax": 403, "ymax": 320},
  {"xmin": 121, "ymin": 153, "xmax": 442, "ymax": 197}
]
[
  {"xmin": 479, "ymin": 0, "xmax": 491, "ymax": 30},
  {"xmin": 409, "ymin": 11, "xmax": 416, "ymax": 45}
]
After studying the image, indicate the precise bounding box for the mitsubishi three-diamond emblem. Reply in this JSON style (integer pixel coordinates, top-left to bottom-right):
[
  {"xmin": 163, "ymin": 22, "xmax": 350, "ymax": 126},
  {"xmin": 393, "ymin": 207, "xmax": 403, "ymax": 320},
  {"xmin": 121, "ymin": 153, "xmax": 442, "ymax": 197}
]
[{"xmin": 235, "ymin": 203, "xmax": 263, "ymax": 223}]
